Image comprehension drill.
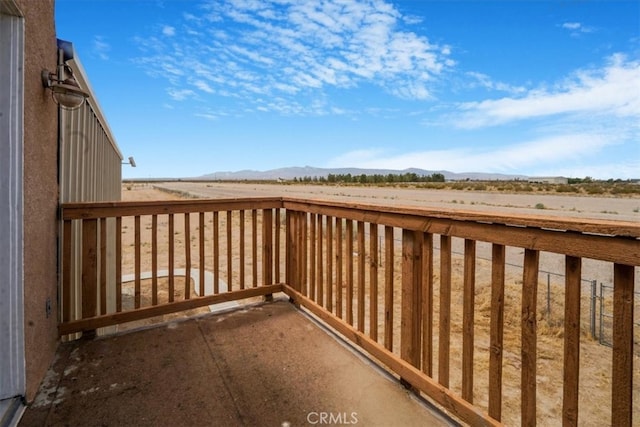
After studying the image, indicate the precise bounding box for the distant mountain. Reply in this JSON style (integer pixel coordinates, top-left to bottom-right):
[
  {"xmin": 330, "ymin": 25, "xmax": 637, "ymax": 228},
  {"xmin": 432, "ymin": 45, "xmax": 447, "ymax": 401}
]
[{"xmin": 198, "ymin": 166, "xmax": 528, "ymax": 181}]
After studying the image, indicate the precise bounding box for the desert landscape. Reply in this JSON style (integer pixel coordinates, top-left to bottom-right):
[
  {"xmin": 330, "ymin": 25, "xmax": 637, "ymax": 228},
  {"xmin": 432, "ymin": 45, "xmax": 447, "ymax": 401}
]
[{"xmin": 119, "ymin": 182, "xmax": 639, "ymax": 426}]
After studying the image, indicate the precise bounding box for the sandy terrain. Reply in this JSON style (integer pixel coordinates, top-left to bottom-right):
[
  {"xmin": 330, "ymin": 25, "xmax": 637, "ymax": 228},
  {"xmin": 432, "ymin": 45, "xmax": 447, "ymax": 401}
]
[
  {"xmin": 152, "ymin": 181, "xmax": 640, "ymax": 221},
  {"xmin": 120, "ymin": 183, "xmax": 639, "ymax": 426}
]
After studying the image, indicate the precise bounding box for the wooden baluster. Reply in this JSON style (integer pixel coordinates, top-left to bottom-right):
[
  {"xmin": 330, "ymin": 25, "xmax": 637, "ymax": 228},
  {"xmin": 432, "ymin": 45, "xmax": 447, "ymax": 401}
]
[
  {"xmin": 299, "ymin": 211, "xmax": 306, "ymax": 291},
  {"xmin": 326, "ymin": 217, "xmax": 333, "ymax": 312},
  {"xmin": 369, "ymin": 223, "xmax": 379, "ymax": 341},
  {"xmin": 62, "ymin": 219, "xmax": 72, "ymax": 322},
  {"xmin": 298, "ymin": 211, "xmax": 304, "ymax": 291},
  {"xmin": 152, "ymin": 215, "xmax": 158, "ymax": 305},
  {"xmin": 401, "ymin": 229, "xmax": 422, "ymax": 371},
  {"xmin": 462, "ymin": 239, "xmax": 476, "ymax": 403},
  {"xmin": 335, "ymin": 218, "xmax": 343, "ymax": 319},
  {"xmin": 82, "ymin": 219, "xmax": 98, "ymax": 319},
  {"xmin": 316, "ymin": 214, "xmax": 323, "ymax": 304},
  {"xmin": 489, "ymin": 244, "xmax": 505, "ymax": 421},
  {"xmin": 134, "ymin": 215, "xmax": 141, "ymax": 308},
  {"xmin": 384, "ymin": 226, "xmax": 394, "ymax": 352},
  {"xmin": 240, "ymin": 210, "xmax": 245, "ymax": 290},
  {"xmin": 285, "ymin": 210, "xmax": 293, "ymax": 288},
  {"xmin": 252, "ymin": 209, "xmax": 258, "ymax": 287},
  {"xmin": 227, "ymin": 211, "xmax": 232, "ymax": 291},
  {"xmin": 213, "ymin": 212, "xmax": 219, "ymax": 294},
  {"xmin": 346, "ymin": 220, "xmax": 354, "ymax": 326},
  {"xmin": 168, "ymin": 213, "xmax": 175, "ymax": 302},
  {"xmin": 612, "ymin": 263, "xmax": 634, "ymax": 427},
  {"xmin": 563, "ymin": 255, "xmax": 581, "ymax": 426},
  {"xmin": 439, "ymin": 234, "xmax": 451, "ymax": 387},
  {"xmin": 522, "ymin": 249, "xmax": 539, "ymax": 426},
  {"xmin": 116, "ymin": 217, "xmax": 122, "ymax": 312},
  {"xmin": 310, "ymin": 213, "xmax": 316, "ymax": 299},
  {"xmin": 184, "ymin": 213, "xmax": 191, "ymax": 299},
  {"xmin": 199, "ymin": 212, "xmax": 205, "ymax": 296},
  {"xmin": 421, "ymin": 232, "xmax": 433, "ymax": 376},
  {"xmin": 357, "ymin": 221, "xmax": 366, "ymax": 333},
  {"xmin": 262, "ymin": 209, "xmax": 273, "ymax": 287},
  {"xmin": 275, "ymin": 208, "xmax": 281, "ymax": 283},
  {"xmin": 99, "ymin": 218, "xmax": 107, "ymax": 315}
]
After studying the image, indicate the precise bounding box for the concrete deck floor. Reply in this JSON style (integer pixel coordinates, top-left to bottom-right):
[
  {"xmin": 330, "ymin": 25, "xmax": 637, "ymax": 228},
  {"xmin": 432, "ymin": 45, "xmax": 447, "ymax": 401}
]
[{"xmin": 20, "ymin": 299, "xmax": 455, "ymax": 426}]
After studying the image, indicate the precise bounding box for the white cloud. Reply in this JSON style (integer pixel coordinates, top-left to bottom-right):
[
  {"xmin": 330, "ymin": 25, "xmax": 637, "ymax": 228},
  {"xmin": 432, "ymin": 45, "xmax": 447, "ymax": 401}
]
[
  {"xmin": 135, "ymin": 0, "xmax": 453, "ymax": 112},
  {"xmin": 466, "ymin": 71, "xmax": 527, "ymax": 95},
  {"xmin": 536, "ymin": 160, "xmax": 640, "ymax": 180},
  {"xmin": 167, "ymin": 88, "xmax": 195, "ymax": 100},
  {"xmin": 562, "ymin": 22, "xmax": 581, "ymax": 30},
  {"xmin": 162, "ymin": 25, "xmax": 176, "ymax": 36},
  {"xmin": 452, "ymin": 54, "xmax": 640, "ymax": 128},
  {"xmin": 194, "ymin": 113, "xmax": 218, "ymax": 120},
  {"xmin": 327, "ymin": 133, "xmax": 624, "ymax": 177},
  {"xmin": 560, "ymin": 21, "xmax": 594, "ymax": 36},
  {"xmin": 93, "ymin": 36, "xmax": 110, "ymax": 60},
  {"xmin": 192, "ymin": 80, "xmax": 214, "ymax": 93}
]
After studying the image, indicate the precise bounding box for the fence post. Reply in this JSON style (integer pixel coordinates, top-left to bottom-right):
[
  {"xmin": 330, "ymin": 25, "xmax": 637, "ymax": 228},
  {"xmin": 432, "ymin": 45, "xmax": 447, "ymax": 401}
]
[
  {"xmin": 590, "ymin": 280, "xmax": 597, "ymax": 340},
  {"xmin": 547, "ymin": 273, "xmax": 551, "ymax": 322},
  {"xmin": 599, "ymin": 283, "xmax": 604, "ymax": 345}
]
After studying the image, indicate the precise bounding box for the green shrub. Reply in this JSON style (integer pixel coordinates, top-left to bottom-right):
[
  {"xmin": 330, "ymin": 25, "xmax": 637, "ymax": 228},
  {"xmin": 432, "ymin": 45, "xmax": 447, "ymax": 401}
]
[
  {"xmin": 584, "ymin": 185, "xmax": 605, "ymax": 195},
  {"xmin": 556, "ymin": 184, "xmax": 578, "ymax": 193}
]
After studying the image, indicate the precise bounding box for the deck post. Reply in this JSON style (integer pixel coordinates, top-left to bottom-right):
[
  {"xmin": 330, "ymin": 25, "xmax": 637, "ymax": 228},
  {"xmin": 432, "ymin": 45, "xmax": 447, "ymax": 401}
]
[
  {"xmin": 262, "ymin": 209, "xmax": 273, "ymax": 300},
  {"xmin": 612, "ymin": 263, "xmax": 634, "ymax": 427},
  {"xmin": 401, "ymin": 229, "xmax": 422, "ymax": 389}
]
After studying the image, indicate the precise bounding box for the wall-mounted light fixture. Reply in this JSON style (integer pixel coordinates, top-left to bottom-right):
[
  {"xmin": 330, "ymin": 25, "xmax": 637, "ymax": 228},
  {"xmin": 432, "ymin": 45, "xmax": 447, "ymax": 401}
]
[
  {"xmin": 122, "ymin": 156, "xmax": 136, "ymax": 167},
  {"xmin": 42, "ymin": 47, "xmax": 89, "ymax": 109}
]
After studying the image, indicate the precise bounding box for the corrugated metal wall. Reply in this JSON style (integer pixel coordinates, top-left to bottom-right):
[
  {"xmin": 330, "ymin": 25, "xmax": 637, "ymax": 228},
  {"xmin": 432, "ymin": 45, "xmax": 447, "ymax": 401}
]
[
  {"xmin": 59, "ymin": 58, "xmax": 122, "ymax": 203},
  {"xmin": 59, "ymin": 54, "xmax": 122, "ymax": 333}
]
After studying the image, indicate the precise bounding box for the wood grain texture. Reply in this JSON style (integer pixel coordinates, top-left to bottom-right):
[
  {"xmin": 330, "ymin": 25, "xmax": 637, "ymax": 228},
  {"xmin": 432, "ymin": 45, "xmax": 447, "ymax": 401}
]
[
  {"xmin": 462, "ymin": 239, "xmax": 476, "ymax": 403},
  {"xmin": 488, "ymin": 244, "xmax": 505, "ymax": 421},
  {"xmin": 612, "ymin": 263, "xmax": 634, "ymax": 427},
  {"xmin": 563, "ymin": 256, "xmax": 581, "ymax": 427},
  {"xmin": 522, "ymin": 249, "xmax": 539, "ymax": 427},
  {"xmin": 439, "ymin": 234, "xmax": 451, "ymax": 388}
]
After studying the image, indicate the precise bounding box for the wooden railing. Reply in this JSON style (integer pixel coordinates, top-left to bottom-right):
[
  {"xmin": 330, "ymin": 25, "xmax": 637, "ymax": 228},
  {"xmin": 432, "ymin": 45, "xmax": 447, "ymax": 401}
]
[
  {"xmin": 60, "ymin": 197, "xmax": 639, "ymax": 426},
  {"xmin": 60, "ymin": 198, "xmax": 284, "ymax": 335}
]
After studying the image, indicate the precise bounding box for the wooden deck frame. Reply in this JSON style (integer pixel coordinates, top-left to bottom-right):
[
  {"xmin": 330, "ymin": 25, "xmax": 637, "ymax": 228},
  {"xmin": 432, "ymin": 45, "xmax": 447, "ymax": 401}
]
[{"xmin": 60, "ymin": 196, "xmax": 640, "ymax": 427}]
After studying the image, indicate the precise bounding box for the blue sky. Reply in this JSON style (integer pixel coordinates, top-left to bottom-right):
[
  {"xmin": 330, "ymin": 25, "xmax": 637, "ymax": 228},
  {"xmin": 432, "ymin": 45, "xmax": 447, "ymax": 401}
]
[{"xmin": 55, "ymin": 0, "xmax": 640, "ymax": 179}]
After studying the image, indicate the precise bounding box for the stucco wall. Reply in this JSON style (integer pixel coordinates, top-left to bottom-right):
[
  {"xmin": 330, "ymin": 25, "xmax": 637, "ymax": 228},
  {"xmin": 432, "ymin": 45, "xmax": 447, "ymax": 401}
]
[{"xmin": 16, "ymin": 0, "xmax": 59, "ymax": 402}]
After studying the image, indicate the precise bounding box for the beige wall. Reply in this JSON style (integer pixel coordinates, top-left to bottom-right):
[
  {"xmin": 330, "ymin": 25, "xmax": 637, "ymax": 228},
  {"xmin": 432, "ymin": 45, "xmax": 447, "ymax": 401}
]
[
  {"xmin": 12, "ymin": 0, "xmax": 123, "ymax": 402},
  {"xmin": 16, "ymin": 0, "xmax": 59, "ymax": 401}
]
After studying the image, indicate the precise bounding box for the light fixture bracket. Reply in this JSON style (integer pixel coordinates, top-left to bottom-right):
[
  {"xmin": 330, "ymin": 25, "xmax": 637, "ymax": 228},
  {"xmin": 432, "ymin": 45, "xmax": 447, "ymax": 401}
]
[{"xmin": 42, "ymin": 49, "xmax": 90, "ymax": 109}]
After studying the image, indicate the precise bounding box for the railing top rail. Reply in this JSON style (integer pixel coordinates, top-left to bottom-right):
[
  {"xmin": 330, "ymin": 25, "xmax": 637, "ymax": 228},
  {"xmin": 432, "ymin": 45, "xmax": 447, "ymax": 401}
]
[
  {"xmin": 60, "ymin": 196, "xmax": 639, "ymax": 265},
  {"xmin": 62, "ymin": 196, "xmax": 640, "ymax": 238},
  {"xmin": 61, "ymin": 197, "xmax": 285, "ymax": 219},
  {"xmin": 281, "ymin": 197, "xmax": 640, "ymax": 238}
]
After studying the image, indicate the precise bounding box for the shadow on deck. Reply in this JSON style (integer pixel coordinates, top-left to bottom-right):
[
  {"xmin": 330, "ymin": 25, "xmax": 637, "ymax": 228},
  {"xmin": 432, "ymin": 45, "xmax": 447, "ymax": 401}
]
[{"xmin": 21, "ymin": 298, "xmax": 455, "ymax": 426}]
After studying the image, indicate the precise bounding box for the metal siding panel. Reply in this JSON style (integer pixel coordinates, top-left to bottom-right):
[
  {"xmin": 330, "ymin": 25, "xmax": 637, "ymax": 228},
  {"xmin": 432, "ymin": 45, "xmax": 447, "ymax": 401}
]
[{"xmin": 59, "ymin": 57, "xmax": 123, "ymax": 334}]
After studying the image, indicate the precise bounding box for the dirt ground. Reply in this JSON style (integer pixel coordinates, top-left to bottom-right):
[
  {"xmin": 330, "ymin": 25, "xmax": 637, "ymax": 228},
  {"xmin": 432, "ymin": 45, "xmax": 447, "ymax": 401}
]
[
  {"xmin": 150, "ymin": 181, "xmax": 640, "ymax": 222},
  {"xmin": 120, "ymin": 183, "xmax": 639, "ymax": 426}
]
